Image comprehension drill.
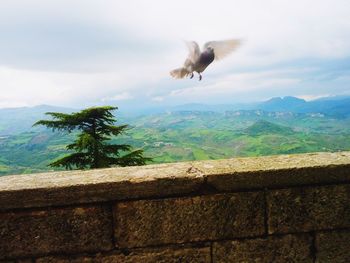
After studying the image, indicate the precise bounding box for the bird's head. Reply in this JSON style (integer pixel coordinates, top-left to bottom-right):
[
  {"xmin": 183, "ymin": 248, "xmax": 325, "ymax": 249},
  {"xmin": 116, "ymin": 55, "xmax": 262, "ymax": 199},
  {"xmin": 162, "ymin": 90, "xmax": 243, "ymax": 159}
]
[{"xmin": 207, "ymin": 46, "xmax": 214, "ymax": 52}]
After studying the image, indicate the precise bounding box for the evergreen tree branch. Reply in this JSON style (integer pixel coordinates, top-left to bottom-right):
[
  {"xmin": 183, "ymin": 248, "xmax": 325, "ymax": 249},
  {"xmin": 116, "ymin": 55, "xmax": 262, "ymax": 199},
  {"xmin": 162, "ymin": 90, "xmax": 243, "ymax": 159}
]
[{"xmin": 34, "ymin": 106, "xmax": 151, "ymax": 170}]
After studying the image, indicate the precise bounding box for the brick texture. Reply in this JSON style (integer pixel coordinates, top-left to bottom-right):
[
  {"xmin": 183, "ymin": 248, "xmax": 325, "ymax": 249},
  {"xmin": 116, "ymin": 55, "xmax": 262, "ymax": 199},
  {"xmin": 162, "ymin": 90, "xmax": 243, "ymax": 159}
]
[
  {"xmin": 316, "ymin": 230, "xmax": 350, "ymax": 263},
  {"xmin": 36, "ymin": 246, "xmax": 211, "ymax": 263},
  {"xmin": 0, "ymin": 205, "xmax": 113, "ymax": 259},
  {"xmin": 213, "ymin": 234, "xmax": 313, "ymax": 263},
  {"xmin": 0, "ymin": 260, "xmax": 33, "ymax": 263},
  {"xmin": 267, "ymin": 185, "xmax": 350, "ymax": 234},
  {"xmin": 114, "ymin": 192, "xmax": 265, "ymax": 248}
]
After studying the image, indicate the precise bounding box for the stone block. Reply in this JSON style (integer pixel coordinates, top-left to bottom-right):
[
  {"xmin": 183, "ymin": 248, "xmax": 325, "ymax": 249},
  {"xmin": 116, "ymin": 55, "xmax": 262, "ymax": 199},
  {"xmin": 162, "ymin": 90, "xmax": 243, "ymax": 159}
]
[
  {"xmin": 36, "ymin": 246, "xmax": 211, "ymax": 262},
  {"xmin": 0, "ymin": 260, "xmax": 33, "ymax": 263},
  {"xmin": 0, "ymin": 205, "xmax": 113, "ymax": 259},
  {"xmin": 194, "ymin": 152, "xmax": 350, "ymax": 191},
  {"xmin": 213, "ymin": 234, "xmax": 313, "ymax": 262},
  {"xmin": 267, "ymin": 185, "xmax": 350, "ymax": 234},
  {"xmin": 316, "ymin": 230, "xmax": 350, "ymax": 263},
  {"xmin": 0, "ymin": 162, "xmax": 203, "ymax": 210},
  {"xmin": 114, "ymin": 192, "xmax": 265, "ymax": 248}
]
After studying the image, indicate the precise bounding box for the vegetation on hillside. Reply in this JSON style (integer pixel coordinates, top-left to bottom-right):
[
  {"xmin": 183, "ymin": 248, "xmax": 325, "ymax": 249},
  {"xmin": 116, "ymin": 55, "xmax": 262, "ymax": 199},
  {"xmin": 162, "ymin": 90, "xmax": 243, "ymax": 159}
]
[
  {"xmin": 1, "ymin": 109, "xmax": 350, "ymax": 176},
  {"xmin": 33, "ymin": 106, "xmax": 151, "ymax": 170}
]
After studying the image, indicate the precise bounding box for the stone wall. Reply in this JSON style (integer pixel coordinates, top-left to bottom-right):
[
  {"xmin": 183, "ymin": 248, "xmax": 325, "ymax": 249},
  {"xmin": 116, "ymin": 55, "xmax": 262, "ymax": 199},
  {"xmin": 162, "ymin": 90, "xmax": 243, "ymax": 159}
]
[{"xmin": 0, "ymin": 152, "xmax": 349, "ymax": 262}]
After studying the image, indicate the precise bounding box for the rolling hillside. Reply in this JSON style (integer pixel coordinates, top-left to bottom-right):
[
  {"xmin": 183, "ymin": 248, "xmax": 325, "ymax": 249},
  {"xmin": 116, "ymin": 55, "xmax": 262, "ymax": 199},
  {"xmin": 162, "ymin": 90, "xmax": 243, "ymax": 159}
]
[{"xmin": 1, "ymin": 96, "xmax": 350, "ymax": 176}]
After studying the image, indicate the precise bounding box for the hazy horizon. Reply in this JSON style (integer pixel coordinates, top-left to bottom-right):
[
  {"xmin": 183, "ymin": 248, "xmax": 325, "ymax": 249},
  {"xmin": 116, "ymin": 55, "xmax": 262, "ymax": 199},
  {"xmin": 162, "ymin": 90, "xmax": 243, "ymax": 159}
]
[
  {"xmin": 1, "ymin": 0, "xmax": 350, "ymax": 109},
  {"xmin": 1, "ymin": 94, "xmax": 349, "ymax": 114}
]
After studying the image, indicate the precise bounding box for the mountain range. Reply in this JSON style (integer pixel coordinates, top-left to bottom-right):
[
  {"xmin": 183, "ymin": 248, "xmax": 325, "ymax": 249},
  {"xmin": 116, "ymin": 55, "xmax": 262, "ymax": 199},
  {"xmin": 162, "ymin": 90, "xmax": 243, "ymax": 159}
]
[
  {"xmin": 0, "ymin": 96, "xmax": 349, "ymax": 135},
  {"xmin": 1, "ymin": 95, "xmax": 350, "ymax": 176},
  {"xmin": 169, "ymin": 96, "xmax": 350, "ymax": 117}
]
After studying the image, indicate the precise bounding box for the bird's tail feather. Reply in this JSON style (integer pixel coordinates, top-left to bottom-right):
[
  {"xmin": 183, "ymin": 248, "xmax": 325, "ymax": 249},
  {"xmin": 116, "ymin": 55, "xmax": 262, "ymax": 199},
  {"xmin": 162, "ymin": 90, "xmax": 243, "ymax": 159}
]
[{"xmin": 170, "ymin": 67, "xmax": 190, "ymax": 79}]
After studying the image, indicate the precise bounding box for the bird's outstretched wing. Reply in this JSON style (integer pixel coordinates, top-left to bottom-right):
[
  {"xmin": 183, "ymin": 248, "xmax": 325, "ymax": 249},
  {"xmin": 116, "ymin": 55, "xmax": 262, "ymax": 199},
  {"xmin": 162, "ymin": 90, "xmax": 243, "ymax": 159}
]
[
  {"xmin": 185, "ymin": 41, "xmax": 201, "ymax": 63},
  {"xmin": 203, "ymin": 39, "xmax": 241, "ymax": 61}
]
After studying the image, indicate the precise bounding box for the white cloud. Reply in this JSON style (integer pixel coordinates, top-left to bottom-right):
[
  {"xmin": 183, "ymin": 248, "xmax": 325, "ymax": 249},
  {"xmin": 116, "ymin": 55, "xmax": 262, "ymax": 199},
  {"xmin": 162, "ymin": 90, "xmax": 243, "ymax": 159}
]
[
  {"xmin": 0, "ymin": 66, "xmax": 127, "ymax": 107},
  {"xmin": 297, "ymin": 94, "xmax": 331, "ymax": 101},
  {"xmin": 0, "ymin": 0, "xmax": 349, "ymax": 107},
  {"xmin": 152, "ymin": 96, "xmax": 164, "ymax": 102},
  {"xmin": 103, "ymin": 92, "xmax": 133, "ymax": 101},
  {"xmin": 169, "ymin": 69, "xmax": 302, "ymax": 103}
]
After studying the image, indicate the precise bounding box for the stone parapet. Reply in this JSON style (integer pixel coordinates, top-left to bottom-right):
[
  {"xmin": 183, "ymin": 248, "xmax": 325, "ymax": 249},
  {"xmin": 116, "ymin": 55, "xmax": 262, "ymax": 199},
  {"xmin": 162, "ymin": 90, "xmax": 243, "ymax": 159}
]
[{"xmin": 0, "ymin": 152, "xmax": 349, "ymax": 262}]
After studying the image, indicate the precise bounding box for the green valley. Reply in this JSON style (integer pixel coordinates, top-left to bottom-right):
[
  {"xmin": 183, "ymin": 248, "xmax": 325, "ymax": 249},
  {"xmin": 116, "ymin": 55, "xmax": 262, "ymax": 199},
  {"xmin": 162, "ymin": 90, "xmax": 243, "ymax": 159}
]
[{"xmin": 1, "ymin": 108, "xmax": 350, "ymax": 176}]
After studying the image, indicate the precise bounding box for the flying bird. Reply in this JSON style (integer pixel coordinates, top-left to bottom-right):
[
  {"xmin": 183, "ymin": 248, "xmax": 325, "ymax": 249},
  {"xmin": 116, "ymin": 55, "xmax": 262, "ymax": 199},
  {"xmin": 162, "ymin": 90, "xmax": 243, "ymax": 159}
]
[{"xmin": 170, "ymin": 39, "xmax": 241, "ymax": 81}]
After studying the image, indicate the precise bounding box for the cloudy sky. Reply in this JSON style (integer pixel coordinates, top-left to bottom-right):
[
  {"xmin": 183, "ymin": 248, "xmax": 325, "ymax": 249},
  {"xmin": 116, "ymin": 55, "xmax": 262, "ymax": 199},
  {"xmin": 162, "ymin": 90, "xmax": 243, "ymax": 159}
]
[{"xmin": 1, "ymin": 0, "xmax": 350, "ymax": 109}]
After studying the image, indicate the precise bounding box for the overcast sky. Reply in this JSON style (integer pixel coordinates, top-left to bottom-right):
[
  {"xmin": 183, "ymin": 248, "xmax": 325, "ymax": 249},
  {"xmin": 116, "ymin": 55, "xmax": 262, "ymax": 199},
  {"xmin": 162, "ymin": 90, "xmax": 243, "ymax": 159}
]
[{"xmin": 0, "ymin": 0, "xmax": 350, "ymax": 109}]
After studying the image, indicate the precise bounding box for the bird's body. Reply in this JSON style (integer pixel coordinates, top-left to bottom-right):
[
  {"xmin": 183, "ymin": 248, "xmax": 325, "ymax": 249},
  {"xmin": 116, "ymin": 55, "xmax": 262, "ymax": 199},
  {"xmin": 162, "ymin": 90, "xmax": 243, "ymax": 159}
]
[
  {"xmin": 170, "ymin": 39, "xmax": 241, "ymax": 80},
  {"xmin": 195, "ymin": 49, "xmax": 215, "ymax": 73}
]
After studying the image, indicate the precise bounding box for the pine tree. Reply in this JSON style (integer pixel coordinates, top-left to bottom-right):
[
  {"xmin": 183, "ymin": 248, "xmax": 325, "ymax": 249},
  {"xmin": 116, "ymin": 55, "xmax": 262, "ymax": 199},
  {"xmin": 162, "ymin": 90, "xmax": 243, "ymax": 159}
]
[{"xmin": 33, "ymin": 106, "xmax": 151, "ymax": 169}]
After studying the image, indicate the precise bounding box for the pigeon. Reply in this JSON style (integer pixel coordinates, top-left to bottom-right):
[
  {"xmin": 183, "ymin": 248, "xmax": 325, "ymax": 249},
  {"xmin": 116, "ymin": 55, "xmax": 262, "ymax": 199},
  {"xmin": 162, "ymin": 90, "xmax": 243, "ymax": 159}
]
[{"xmin": 170, "ymin": 39, "xmax": 241, "ymax": 81}]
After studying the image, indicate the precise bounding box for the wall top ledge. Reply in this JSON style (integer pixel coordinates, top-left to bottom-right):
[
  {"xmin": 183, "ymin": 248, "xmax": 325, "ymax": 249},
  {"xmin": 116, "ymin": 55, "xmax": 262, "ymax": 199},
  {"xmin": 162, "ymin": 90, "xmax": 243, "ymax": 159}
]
[{"xmin": 0, "ymin": 152, "xmax": 349, "ymax": 210}]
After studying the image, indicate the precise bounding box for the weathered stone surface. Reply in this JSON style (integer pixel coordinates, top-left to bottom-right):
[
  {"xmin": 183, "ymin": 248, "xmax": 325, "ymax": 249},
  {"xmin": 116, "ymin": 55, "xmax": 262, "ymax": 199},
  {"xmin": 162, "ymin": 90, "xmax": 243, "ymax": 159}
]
[
  {"xmin": 0, "ymin": 162, "xmax": 203, "ymax": 210},
  {"xmin": 1, "ymin": 152, "xmax": 349, "ymax": 210},
  {"xmin": 267, "ymin": 184, "xmax": 350, "ymax": 234},
  {"xmin": 316, "ymin": 230, "xmax": 350, "ymax": 263},
  {"xmin": 213, "ymin": 234, "xmax": 313, "ymax": 263},
  {"xmin": 0, "ymin": 205, "xmax": 113, "ymax": 259},
  {"xmin": 0, "ymin": 152, "xmax": 350, "ymax": 261},
  {"xmin": 36, "ymin": 246, "xmax": 211, "ymax": 262},
  {"xmin": 0, "ymin": 260, "xmax": 33, "ymax": 263},
  {"xmin": 194, "ymin": 152, "xmax": 350, "ymax": 191},
  {"xmin": 114, "ymin": 192, "xmax": 265, "ymax": 248}
]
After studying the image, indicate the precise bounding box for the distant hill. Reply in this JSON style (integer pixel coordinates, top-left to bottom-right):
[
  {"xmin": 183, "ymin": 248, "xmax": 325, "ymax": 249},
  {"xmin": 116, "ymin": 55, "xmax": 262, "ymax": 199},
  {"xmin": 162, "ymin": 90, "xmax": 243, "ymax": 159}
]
[
  {"xmin": 1, "ymin": 95, "xmax": 349, "ymax": 135},
  {"xmin": 157, "ymin": 96, "xmax": 350, "ymax": 117},
  {"xmin": 245, "ymin": 120, "xmax": 294, "ymax": 136},
  {"xmin": 167, "ymin": 102, "xmax": 255, "ymax": 113},
  {"xmin": 258, "ymin": 96, "xmax": 307, "ymax": 112},
  {"xmin": 257, "ymin": 96, "xmax": 350, "ymax": 117},
  {"xmin": 305, "ymin": 97, "xmax": 350, "ymax": 117},
  {"xmin": 0, "ymin": 105, "xmax": 75, "ymax": 135},
  {"xmin": 1, "ymin": 101, "xmax": 350, "ymax": 176}
]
